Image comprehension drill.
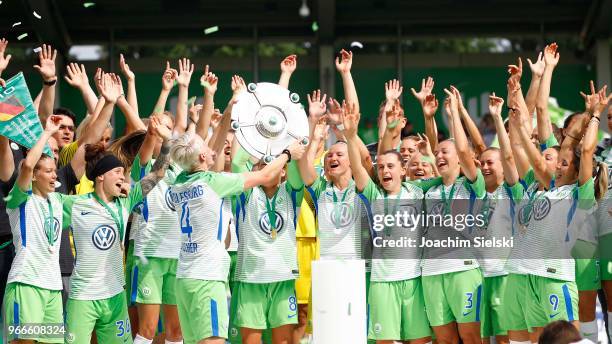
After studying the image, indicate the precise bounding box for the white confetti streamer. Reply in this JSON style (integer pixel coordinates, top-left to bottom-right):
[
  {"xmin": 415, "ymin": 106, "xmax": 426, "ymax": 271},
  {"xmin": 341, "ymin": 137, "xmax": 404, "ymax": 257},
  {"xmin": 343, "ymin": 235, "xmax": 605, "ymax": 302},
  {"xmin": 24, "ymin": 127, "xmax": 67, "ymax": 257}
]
[
  {"xmin": 350, "ymin": 41, "xmax": 364, "ymax": 49},
  {"xmin": 33, "ymin": 11, "xmax": 41, "ymax": 19},
  {"xmin": 12, "ymin": 22, "xmax": 22, "ymax": 28},
  {"xmin": 33, "ymin": 47, "xmax": 42, "ymax": 53}
]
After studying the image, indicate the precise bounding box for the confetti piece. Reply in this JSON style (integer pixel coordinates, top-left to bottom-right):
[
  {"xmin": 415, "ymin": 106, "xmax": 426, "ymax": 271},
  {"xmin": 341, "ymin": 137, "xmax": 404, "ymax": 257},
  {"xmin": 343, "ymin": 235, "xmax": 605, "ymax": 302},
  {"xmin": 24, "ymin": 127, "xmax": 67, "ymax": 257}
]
[
  {"xmin": 350, "ymin": 41, "xmax": 363, "ymax": 49},
  {"xmin": 204, "ymin": 26, "xmax": 219, "ymax": 35},
  {"xmin": 33, "ymin": 47, "xmax": 42, "ymax": 53},
  {"xmin": 387, "ymin": 119, "xmax": 400, "ymax": 129},
  {"xmin": 33, "ymin": 11, "xmax": 41, "ymax": 19},
  {"xmin": 83, "ymin": 2, "xmax": 95, "ymax": 8},
  {"xmin": 187, "ymin": 96, "xmax": 196, "ymax": 106},
  {"xmin": 201, "ymin": 80, "xmax": 210, "ymax": 88},
  {"xmin": 17, "ymin": 33, "xmax": 28, "ymax": 41},
  {"xmin": 153, "ymin": 106, "xmax": 163, "ymax": 113},
  {"xmin": 12, "ymin": 22, "xmax": 21, "ymax": 28},
  {"xmin": 10, "ymin": 142, "xmax": 19, "ymax": 151},
  {"xmin": 173, "ymin": 80, "xmax": 177, "ymax": 86},
  {"xmin": 311, "ymin": 21, "xmax": 319, "ymax": 32}
]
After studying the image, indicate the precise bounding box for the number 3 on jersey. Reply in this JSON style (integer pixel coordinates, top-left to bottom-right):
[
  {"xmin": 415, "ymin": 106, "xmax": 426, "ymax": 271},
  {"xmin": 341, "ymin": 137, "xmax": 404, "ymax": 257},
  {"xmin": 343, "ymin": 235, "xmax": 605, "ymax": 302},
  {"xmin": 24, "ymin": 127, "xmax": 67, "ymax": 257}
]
[{"xmin": 180, "ymin": 202, "xmax": 193, "ymax": 237}]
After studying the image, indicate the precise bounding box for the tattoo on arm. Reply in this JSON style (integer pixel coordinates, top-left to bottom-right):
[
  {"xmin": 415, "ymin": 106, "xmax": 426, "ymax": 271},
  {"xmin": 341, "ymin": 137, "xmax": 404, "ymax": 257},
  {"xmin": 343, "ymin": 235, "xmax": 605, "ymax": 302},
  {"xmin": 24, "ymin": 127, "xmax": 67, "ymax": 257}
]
[{"xmin": 140, "ymin": 142, "xmax": 171, "ymax": 197}]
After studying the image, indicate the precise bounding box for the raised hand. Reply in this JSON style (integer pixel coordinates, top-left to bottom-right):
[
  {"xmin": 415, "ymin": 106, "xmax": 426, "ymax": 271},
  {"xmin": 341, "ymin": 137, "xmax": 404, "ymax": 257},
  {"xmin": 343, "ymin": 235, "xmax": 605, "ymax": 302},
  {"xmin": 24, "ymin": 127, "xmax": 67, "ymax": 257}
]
[
  {"xmin": 385, "ymin": 100, "xmax": 403, "ymax": 135},
  {"xmin": 594, "ymin": 85, "xmax": 611, "ymax": 115},
  {"xmin": 210, "ymin": 109, "xmax": 223, "ymax": 129},
  {"xmin": 488, "ymin": 93, "xmax": 505, "ymax": 117},
  {"xmin": 527, "ymin": 52, "xmax": 545, "ymax": 78},
  {"xmin": 100, "ymin": 73, "xmax": 122, "ymax": 103},
  {"xmin": 64, "ymin": 63, "xmax": 89, "ymax": 90},
  {"xmin": 507, "ymin": 77, "xmax": 521, "ymax": 97},
  {"xmin": 34, "ymin": 44, "xmax": 57, "ymax": 82},
  {"xmin": 307, "ymin": 90, "xmax": 327, "ymax": 120},
  {"xmin": 94, "ymin": 68, "xmax": 104, "ymax": 94},
  {"xmin": 579, "ymin": 80, "xmax": 599, "ymax": 114},
  {"xmin": 543, "ymin": 43, "xmax": 560, "ymax": 67},
  {"xmin": 286, "ymin": 140, "xmax": 307, "ymax": 160},
  {"xmin": 0, "ymin": 38, "xmax": 12, "ymax": 75},
  {"xmin": 507, "ymin": 57, "xmax": 522, "ymax": 83},
  {"xmin": 422, "ymin": 94, "xmax": 439, "ymax": 118},
  {"xmin": 326, "ymin": 98, "xmax": 342, "ymax": 125},
  {"xmin": 231, "ymin": 74, "xmax": 246, "ymax": 96},
  {"xmin": 119, "ymin": 54, "xmax": 135, "ymax": 81},
  {"xmin": 200, "ymin": 65, "xmax": 218, "ymax": 94},
  {"xmin": 385, "ymin": 79, "xmax": 403, "ymax": 101},
  {"xmin": 335, "ymin": 49, "xmax": 353, "ymax": 74},
  {"xmin": 162, "ymin": 61, "xmax": 178, "ymax": 91},
  {"xmin": 45, "ymin": 115, "xmax": 62, "ymax": 134},
  {"xmin": 410, "ymin": 76, "xmax": 434, "ymax": 105},
  {"xmin": 188, "ymin": 103, "xmax": 203, "ymax": 124},
  {"xmin": 280, "ymin": 55, "xmax": 297, "ymax": 74},
  {"xmin": 416, "ymin": 133, "xmax": 434, "ymax": 157},
  {"xmin": 339, "ymin": 101, "xmax": 359, "ymax": 138},
  {"xmin": 312, "ymin": 116, "xmax": 330, "ymax": 140},
  {"xmin": 176, "ymin": 58, "xmax": 194, "ymax": 87},
  {"xmin": 150, "ymin": 116, "xmax": 172, "ymax": 141},
  {"xmin": 443, "ymin": 97, "xmax": 451, "ymax": 118},
  {"xmin": 443, "ymin": 88, "xmax": 458, "ymax": 115}
]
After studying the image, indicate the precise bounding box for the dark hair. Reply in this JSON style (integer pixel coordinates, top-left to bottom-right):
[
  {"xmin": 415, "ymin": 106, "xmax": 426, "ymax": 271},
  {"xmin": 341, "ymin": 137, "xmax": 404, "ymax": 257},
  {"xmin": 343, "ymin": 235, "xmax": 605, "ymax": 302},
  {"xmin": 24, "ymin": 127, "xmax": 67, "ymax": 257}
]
[
  {"xmin": 85, "ymin": 143, "xmax": 109, "ymax": 181},
  {"xmin": 34, "ymin": 155, "xmax": 54, "ymax": 171},
  {"xmin": 479, "ymin": 147, "xmax": 500, "ymax": 160},
  {"xmin": 107, "ymin": 130, "xmax": 146, "ymax": 169},
  {"xmin": 539, "ymin": 320, "xmax": 581, "ymax": 344},
  {"xmin": 563, "ymin": 112, "xmax": 583, "ymax": 130},
  {"xmin": 381, "ymin": 149, "xmax": 403, "ymax": 163},
  {"xmin": 53, "ymin": 107, "xmax": 77, "ymax": 125}
]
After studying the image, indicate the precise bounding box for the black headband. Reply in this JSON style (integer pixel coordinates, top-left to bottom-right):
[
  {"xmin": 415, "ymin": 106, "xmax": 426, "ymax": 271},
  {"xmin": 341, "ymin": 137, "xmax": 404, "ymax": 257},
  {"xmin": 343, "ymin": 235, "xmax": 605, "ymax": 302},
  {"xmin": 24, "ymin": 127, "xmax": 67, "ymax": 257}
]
[{"xmin": 87, "ymin": 154, "xmax": 124, "ymax": 180}]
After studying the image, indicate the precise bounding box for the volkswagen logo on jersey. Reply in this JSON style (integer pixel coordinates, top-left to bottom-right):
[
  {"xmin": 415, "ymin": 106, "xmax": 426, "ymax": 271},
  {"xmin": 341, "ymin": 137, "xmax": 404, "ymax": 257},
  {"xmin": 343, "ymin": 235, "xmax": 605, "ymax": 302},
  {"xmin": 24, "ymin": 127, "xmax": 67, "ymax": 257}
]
[
  {"xmin": 518, "ymin": 204, "xmax": 532, "ymax": 225},
  {"xmin": 51, "ymin": 217, "xmax": 60, "ymax": 242},
  {"xmin": 533, "ymin": 197, "xmax": 551, "ymax": 221},
  {"xmin": 165, "ymin": 188, "xmax": 176, "ymax": 211},
  {"xmin": 92, "ymin": 225, "xmax": 117, "ymax": 250},
  {"xmin": 429, "ymin": 201, "xmax": 445, "ymax": 216},
  {"xmin": 259, "ymin": 211, "xmax": 284, "ymax": 236},
  {"xmin": 330, "ymin": 203, "xmax": 354, "ymax": 229}
]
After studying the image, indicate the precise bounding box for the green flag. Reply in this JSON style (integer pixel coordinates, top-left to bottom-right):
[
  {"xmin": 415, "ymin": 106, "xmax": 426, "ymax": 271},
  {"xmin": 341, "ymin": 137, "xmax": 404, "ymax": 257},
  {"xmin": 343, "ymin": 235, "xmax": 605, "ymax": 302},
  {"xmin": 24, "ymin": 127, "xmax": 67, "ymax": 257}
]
[{"xmin": 0, "ymin": 73, "xmax": 52, "ymax": 157}]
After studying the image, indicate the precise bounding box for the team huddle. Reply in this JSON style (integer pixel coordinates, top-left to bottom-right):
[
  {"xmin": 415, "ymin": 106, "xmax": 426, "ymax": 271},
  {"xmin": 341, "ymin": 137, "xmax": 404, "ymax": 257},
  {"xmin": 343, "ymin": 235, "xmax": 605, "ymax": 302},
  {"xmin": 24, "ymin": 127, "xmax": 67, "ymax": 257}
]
[{"xmin": 0, "ymin": 37, "xmax": 611, "ymax": 344}]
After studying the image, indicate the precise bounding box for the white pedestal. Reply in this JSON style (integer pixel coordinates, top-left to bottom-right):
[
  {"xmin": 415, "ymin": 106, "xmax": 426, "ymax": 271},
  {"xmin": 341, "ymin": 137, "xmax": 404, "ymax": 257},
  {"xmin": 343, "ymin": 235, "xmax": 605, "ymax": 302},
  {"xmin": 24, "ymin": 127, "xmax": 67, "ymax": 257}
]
[{"xmin": 311, "ymin": 260, "xmax": 367, "ymax": 344}]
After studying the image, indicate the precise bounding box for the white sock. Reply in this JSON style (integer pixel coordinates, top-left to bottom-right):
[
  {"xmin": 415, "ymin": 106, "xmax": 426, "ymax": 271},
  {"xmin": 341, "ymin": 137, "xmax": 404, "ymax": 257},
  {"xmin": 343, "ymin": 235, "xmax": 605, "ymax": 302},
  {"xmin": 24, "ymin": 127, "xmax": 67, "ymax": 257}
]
[
  {"xmin": 133, "ymin": 334, "xmax": 153, "ymax": 344},
  {"xmin": 509, "ymin": 341, "xmax": 532, "ymax": 344},
  {"xmin": 164, "ymin": 340, "xmax": 183, "ymax": 344},
  {"xmin": 580, "ymin": 320, "xmax": 598, "ymax": 343}
]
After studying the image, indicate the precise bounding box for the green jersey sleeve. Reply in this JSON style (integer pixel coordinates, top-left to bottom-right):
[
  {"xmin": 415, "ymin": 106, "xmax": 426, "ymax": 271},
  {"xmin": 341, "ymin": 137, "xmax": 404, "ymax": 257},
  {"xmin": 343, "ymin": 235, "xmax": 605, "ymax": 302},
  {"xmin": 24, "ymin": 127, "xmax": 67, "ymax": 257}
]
[
  {"xmin": 126, "ymin": 182, "xmax": 144, "ymax": 211},
  {"xmin": 406, "ymin": 177, "xmax": 443, "ymax": 193},
  {"xmin": 359, "ymin": 178, "xmax": 381, "ymax": 202},
  {"xmin": 505, "ymin": 182, "xmax": 525, "ymax": 203},
  {"xmin": 231, "ymin": 147, "xmax": 252, "ymax": 174},
  {"xmin": 285, "ymin": 160, "xmax": 304, "ymax": 192},
  {"xmin": 306, "ymin": 176, "xmax": 327, "ymax": 200},
  {"xmin": 522, "ymin": 168, "xmax": 536, "ymax": 188},
  {"xmin": 131, "ymin": 154, "xmax": 152, "ymax": 182},
  {"xmin": 541, "ymin": 133, "xmax": 559, "ymax": 151},
  {"xmin": 5, "ymin": 184, "xmax": 30, "ymax": 209},
  {"xmin": 61, "ymin": 194, "xmax": 80, "ymax": 229},
  {"xmin": 463, "ymin": 169, "xmax": 486, "ymax": 199},
  {"xmin": 576, "ymin": 177, "xmax": 595, "ymax": 210},
  {"xmin": 207, "ymin": 172, "xmax": 246, "ymax": 198}
]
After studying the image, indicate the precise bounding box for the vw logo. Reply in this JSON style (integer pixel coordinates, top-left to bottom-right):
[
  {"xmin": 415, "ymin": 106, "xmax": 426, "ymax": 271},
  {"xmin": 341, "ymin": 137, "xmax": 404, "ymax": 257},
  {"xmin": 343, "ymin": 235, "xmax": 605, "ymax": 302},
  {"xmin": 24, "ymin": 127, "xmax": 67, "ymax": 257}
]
[
  {"xmin": 518, "ymin": 204, "xmax": 532, "ymax": 225},
  {"xmin": 329, "ymin": 203, "xmax": 354, "ymax": 228},
  {"xmin": 44, "ymin": 217, "xmax": 61, "ymax": 242},
  {"xmin": 429, "ymin": 202, "xmax": 445, "ymax": 216},
  {"xmin": 165, "ymin": 189, "xmax": 176, "ymax": 211},
  {"xmin": 259, "ymin": 212, "xmax": 284, "ymax": 236},
  {"xmin": 533, "ymin": 197, "xmax": 551, "ymax": 221},
  {"xmin": 92, "ymin": 225, "xmax": 117, "ymax": 250}
]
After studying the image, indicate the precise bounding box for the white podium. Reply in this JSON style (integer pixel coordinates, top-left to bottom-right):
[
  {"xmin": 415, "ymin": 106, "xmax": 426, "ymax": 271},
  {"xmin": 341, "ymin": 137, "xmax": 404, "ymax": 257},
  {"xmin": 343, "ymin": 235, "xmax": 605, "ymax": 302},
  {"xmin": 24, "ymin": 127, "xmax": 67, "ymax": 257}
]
[{"xmin": 311, "ymin": 260, "xmax": 367, "ymax": 344}]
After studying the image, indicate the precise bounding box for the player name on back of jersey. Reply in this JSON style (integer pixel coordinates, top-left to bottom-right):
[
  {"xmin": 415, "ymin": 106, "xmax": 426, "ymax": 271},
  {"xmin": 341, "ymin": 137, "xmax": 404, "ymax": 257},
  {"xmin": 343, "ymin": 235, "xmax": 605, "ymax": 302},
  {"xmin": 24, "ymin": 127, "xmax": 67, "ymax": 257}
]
[
  {"xmin": 168, "ymin": 185, "xmax": 204, "ymax": 204},
  {"xmin": 373, "ymin": 236, "xmax": 514, "ymax": 249}
]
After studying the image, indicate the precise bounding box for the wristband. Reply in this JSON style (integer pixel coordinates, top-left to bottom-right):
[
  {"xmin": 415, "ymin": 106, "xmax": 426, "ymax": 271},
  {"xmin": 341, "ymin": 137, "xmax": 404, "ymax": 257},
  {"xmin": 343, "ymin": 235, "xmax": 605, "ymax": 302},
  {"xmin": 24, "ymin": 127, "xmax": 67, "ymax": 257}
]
[
  {"xmin": 281, "ymin": 149, "xmax": 292, "ymax": 162},
  {"xmin": 590, "ymin": 116, "xmax": 600, "ymax": 123},
  {"xmin": 566, "ymin": 133, "xmax": 580, "ymax": 141},
  {"xmin": 43, "ymin": 78, "xmax": 57, "ymax": 86}
]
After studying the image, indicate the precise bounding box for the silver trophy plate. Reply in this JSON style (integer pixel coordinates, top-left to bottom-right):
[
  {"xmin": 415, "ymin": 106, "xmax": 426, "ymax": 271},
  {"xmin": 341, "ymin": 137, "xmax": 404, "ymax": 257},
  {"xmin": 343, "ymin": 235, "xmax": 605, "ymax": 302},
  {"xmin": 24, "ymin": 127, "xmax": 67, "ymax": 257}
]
[{"xmin": 231, "ymin": 82, "xmax": 309, "ymax": 164}]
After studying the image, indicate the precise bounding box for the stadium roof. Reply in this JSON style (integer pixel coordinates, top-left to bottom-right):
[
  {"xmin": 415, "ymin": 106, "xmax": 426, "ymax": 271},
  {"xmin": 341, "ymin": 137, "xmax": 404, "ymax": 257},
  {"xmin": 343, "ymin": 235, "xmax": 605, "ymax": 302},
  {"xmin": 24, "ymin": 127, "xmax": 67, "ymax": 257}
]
[{"xmin": 2, "ymin": 0, "xmax": 611, "ymax": 56}]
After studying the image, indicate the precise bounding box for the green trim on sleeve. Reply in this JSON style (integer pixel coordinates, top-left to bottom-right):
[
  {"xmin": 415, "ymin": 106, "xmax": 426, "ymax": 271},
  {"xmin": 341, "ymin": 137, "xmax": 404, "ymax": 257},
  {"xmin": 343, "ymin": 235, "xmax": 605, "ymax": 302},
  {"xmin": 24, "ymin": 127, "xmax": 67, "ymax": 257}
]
[
  {"xmin": 505, "ymin": 182, "xmax": 525, "ymax": 202},
  {"xmin": 541, "ymin": 134, "xmax": 559, "ymax": 150},
  {"xmin": 576, "ymin": 177, "xmax": 595, "ymax": 210},
  {"xmin": 308, "ymin": 176, "xmax": 327, "ymax": 200},
  {"xmin": 61, "ymin": 195, "xmax": 81, "ymax": 229},
  {"xmin": 127, "ymin": 182, "xmax": 144, "ymax": 211},
  {"xmin": 130, "ymin": 154, "xmax": 152, "ymax": 182},
  {"xmin": 286, "ymin": 160, "xmax": 304, "ymax": 191},
  {"xmin": 359, "ymin": 178, "xmax": 381, "ymax": 202},
  {"xmin": 232, "ymin": 147, "xmax": 252, "ymax": 174},
  {"xmin": 406, "ymin": 177, "xmax": 443, "ymax": 193},
  {"xmin": 463, "ymin": 170, "xmax": 486, "ymax": 199},
  {"xmin": 5, "ymin": 184, "xmax": 30, "ymax": 209}
]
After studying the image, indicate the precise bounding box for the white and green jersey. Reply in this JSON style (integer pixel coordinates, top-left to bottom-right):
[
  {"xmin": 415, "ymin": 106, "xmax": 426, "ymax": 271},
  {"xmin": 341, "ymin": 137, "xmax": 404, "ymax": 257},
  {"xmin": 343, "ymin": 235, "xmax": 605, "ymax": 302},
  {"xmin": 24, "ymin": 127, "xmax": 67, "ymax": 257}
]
[
  {"xmin": 472, "ymin": 183, "xmax": 523, "ymax": 277},
  {"xmin": 131, "ymin": 155, "xmax": 182, "ymax": 259},
  {"xmin": 234, "ymin": 181, "xmax": 304, "ymax": 283},
  {"xmin": 519, "ymin": 178, "xmax": 596, "ymax": 281},
  {"xmin": 306, "ymin": 177, "xmax": 370, "ymax": 263},
  {"xmin": 169, "ymin": 171, "xmax": 244, "ymax": 282},
  {"xmin": 420, "ymin": 171, "xmax": 486, "ymax": 276},
  {"xmin": 5, "ymin": 186, "xmax": 64, "ymax": 290},
  {"xmin": 63, "ymin": 185, "xmax": 144, "ymax": 300},
  {"xmin": 360, "ymin": 179, "xmax": 424, "ymax": 282}
]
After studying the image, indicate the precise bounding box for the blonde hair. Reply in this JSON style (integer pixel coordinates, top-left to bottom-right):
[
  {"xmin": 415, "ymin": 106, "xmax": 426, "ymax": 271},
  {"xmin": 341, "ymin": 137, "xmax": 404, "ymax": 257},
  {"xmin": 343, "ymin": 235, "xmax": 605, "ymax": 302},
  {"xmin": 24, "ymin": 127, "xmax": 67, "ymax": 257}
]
[{"xmin": 170, "ymin": 133, "xmax": 204, "ymax": 172}]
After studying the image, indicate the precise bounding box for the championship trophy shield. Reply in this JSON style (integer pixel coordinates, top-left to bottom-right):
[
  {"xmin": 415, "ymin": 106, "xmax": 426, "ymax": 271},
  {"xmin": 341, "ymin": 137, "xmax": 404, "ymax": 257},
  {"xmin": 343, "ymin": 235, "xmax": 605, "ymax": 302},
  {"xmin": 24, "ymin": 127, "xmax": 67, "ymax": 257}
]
[{"xmin": 231, "ymin": 82, "xmax": 309, "ymax": 163}]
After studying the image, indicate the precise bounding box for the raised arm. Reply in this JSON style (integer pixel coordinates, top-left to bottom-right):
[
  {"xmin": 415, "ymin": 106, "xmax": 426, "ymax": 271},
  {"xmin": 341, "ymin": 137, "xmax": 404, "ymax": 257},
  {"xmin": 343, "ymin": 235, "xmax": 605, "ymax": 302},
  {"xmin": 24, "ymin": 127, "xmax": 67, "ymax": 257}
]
[
  {"xmin": 336, "ymin": 49, "xmax": 359, "ymax": 113},
  {"xmin": 525, "ymin": 52, "xmax": 545, "ymax": 116},
  {"xmin": 0, "ymin": 136, "xmax": 14, "ymax": 181},
  {"xmin": 34, "ymin": 44, "xmax": 57, "ymax": 122},
  {"xmin": 0, "ymin": 38, "xmax": 12, "ymax": 87},
  {"xmin": 278, "ymin": 55, "xmax": 297, "ymax": 89},
  {"xmin": 535, "ymin": 43, "xmax": 560, "ymax": 145},
  {"xmin": 16, "ymin": 116, "xmax": 60, "ymax": 191},
  {"xmin": 241, "ymin": 142, "xmax": 305, "ymax": 189},
  {"xmin": 299, "ymin": 90, "xmax": 328, "ymax": 186},
  {"xmin": 580, "ymin": 86, "xmax": 610, "ymax": 185},
  {"xmin": 210, "ymin": 101, "xmax": 236, "ymax": 171},
  {"xmin": 411, "ymin": 77, "xmax": 437, "ymax": 149},
  {"xmin": 136, "ymin": 114, "xmax": 163, "ymax": 166},
  {"xmin": 115, "ymin": 75, "xmax": 145, "ymax": 134},
  {"xmin": 489, "ymin": 93, "xmax": 518, "ymax": 185},
  {"xmin": 453, "ymin": 86, "xmax": 486, "ymax": 156},
  {"xmin": 176, "ymin": 58, "xmax": 194, "ymax": 137},
  {"xmin": 378, "ymin": 101, "xmax": 403, "ymax": 155},
  {"xmin": 64, "ymin": 63, "xmax": 98, "ymax": 115},
  {"xmin": 445, "ymin": 87, "xmax": 479, "ymax": 181},
  {"xmin": 379, "ymin": 79, "xmax": 403, "ymax": 140},
  {"xmin": 139, "ymin": 117, "xmax": 173, "ymax": 197},
  {"xmin": 154, "ymin": 62, "xmax": 177, "ymax": 115},
  {"xmin": 339, "ymin": 102, "xmax": 369, "ymax": 192},
  {"xmin": 78, "ymin": 74, "xmax": 121, "ymax": 146},
  {"xmin": 196, "ymin": 66, "xmax": 222, "ymax": 140},
  {"xmin": 422, "ymin": 93, "xmax": 440, "ymax": 151},
  {"xmin": 119, "ymin": 54, "xmax": 139, "ymax": 117}
]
